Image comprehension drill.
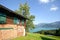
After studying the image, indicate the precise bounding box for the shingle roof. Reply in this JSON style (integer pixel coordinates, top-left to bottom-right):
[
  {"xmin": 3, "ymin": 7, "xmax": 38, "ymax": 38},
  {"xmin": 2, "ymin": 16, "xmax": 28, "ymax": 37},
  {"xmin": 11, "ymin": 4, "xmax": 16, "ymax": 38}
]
[{"xmin": 0, "ymin": 4, "xmax": 28, "ymax": 20}]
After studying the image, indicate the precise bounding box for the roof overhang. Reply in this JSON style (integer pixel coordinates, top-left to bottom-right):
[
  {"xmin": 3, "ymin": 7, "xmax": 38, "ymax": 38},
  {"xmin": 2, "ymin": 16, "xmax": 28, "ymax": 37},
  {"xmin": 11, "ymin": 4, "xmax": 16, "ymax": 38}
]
[{"xmin": 0, "ymin": 4, "xmax": 29, "ymax": 20}]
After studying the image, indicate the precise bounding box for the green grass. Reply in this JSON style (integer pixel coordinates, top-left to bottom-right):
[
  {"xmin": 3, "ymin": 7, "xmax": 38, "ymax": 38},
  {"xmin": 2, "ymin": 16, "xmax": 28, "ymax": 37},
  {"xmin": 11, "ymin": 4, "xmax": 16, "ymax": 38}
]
[{"xmin": 12, "ymin": 33, "xmax": 60, "ymax": 40}]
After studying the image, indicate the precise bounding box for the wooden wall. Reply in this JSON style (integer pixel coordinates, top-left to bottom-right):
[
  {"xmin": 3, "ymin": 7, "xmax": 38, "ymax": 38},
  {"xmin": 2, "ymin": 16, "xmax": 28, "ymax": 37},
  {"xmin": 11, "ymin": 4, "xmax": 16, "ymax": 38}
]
[
  {"xmin": 0, "ymin": 16, "xmax": 26, "ymax": 40},
  {"xmin": 6, "ymin": 16, "xmax": 13, "ymax": 24}
]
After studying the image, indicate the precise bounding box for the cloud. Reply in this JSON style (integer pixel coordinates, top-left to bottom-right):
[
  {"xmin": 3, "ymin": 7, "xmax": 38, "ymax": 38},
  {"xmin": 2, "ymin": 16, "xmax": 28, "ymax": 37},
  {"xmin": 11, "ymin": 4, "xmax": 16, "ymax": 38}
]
[
  {"xmin": 50, "ymin": 6, "xmax": 58, "ymax": 11},
  {"xmin": 39, "ymin": 0, "xmax": 54, "ymax": 4}
]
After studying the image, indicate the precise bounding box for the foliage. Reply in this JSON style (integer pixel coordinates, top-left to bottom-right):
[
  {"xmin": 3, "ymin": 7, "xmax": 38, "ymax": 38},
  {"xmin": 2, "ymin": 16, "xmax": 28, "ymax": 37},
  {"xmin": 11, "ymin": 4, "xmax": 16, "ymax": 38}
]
[
  {"xmin": 55, "ymin": 28, "xmax": 60, "ymax": 36},
  {"xmin": 35, "ymin": 28, "xmax": 60, "ymax": 36},
  {"xmin": 15, "ymin": 3, "xmax": 35, "ymax": 32}
]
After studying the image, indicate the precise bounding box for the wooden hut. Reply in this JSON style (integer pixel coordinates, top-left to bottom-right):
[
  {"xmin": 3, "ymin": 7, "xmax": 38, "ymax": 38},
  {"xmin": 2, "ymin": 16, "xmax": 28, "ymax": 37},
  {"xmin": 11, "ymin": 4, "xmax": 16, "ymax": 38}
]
[{"xmin": 0, "ymin": 5, "xmax": 27, "ymax": 40}]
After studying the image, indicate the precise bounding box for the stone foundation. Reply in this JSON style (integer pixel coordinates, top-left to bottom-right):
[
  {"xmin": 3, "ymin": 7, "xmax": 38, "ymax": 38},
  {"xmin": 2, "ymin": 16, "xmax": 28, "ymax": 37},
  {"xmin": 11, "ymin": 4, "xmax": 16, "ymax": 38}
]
[{"xmin": 0, "ymin": 24, "xmax": 25, "ymax": 40}]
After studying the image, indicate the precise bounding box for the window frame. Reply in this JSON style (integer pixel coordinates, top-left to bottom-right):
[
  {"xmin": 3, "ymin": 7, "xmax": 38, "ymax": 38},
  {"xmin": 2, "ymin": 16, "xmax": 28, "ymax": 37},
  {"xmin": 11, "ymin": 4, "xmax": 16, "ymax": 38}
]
[
  {"xmin": 0, "ymin": 12, "xmax": 6, "ymax": 24},
  {"xmin": 13, "ymin": 17, "xmax": 20, "ymax": 24}
]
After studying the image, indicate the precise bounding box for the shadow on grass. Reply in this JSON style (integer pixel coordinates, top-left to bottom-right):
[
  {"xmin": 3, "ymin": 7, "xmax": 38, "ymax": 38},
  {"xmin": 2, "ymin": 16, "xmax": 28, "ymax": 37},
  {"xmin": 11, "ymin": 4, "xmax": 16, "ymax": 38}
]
[{"xmin": 41, "ymin": 36, "xmax": 56, "ymax": 40}]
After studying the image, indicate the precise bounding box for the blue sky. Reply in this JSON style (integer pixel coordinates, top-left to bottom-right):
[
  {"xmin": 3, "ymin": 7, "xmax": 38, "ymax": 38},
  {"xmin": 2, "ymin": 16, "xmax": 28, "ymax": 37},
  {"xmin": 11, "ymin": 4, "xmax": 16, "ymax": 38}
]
[{"xmin": 0, "ymin": 0, "xmax": 60, "ymax": 24}]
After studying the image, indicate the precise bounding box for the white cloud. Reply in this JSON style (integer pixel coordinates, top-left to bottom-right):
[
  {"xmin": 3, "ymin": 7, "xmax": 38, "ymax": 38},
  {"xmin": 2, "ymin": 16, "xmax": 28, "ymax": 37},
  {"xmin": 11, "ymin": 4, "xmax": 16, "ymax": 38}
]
[
  {"xmin": 50, "ymin": 6, "xmax": 58, "ymax": 11},
  {"xmin": 39, "ymin": 0, "xmax": 54, "ymax": 4}
]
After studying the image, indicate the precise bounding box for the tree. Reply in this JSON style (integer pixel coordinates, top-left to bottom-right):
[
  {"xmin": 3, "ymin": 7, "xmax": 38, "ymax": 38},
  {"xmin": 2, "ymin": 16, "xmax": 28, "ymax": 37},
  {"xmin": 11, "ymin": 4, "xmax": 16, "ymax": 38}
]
[
  {"xmin": 55, "ymin": 28, "xmax": 60, "ymax": 36},
  {"xmin": 15, "ymin": 3, "xmax": 35, "ymax": 32}
]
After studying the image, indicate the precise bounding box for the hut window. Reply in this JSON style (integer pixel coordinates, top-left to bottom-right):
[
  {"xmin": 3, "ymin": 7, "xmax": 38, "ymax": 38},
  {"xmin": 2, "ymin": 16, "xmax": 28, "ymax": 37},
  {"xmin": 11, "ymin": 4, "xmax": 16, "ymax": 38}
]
[
  {"xmin": 0, "ymin": 12, "xmax": 6, "ymax": 24},
  {"xmin": 14, "ymin": 17, "xmax": 20, "ymax": 24},
  {"xmin": 21, "ymin": 20, "xmax": 24, "ymax": 25}
]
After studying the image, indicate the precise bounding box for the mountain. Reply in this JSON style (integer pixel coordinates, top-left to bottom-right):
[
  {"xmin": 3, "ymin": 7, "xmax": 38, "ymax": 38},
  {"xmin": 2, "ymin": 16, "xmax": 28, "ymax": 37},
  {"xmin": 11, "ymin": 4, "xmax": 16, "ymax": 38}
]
[
  {"xmin": 30, "ymin": 21, "xmax": 60, "ymax": 32},
  {"xmin": 36, "ymin": 21, "xmax": 60, "ymax": 28}
]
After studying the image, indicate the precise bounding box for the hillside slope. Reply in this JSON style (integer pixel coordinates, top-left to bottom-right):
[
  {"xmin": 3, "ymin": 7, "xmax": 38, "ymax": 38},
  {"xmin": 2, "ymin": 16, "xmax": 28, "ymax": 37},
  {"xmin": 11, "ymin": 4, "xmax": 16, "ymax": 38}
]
[{"xmin": 12, "ymin": 33, "xmax": 60, "ymax": 40}]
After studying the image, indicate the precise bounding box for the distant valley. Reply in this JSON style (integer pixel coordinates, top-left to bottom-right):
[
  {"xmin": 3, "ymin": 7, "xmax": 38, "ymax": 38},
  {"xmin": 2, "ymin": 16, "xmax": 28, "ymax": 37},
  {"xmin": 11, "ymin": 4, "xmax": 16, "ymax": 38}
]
[{"xmin": 30, "ymin": 21, "xmax": 60, "ymax": 32}]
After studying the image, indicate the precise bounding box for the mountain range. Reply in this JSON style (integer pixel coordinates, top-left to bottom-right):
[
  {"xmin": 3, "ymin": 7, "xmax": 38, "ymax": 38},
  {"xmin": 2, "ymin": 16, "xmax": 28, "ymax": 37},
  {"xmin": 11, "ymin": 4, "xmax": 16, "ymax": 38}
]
[{"xmin": 30, "ymin": 21, "xmax": 60, "ymax": 32}]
